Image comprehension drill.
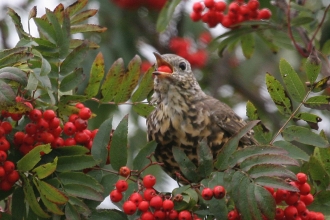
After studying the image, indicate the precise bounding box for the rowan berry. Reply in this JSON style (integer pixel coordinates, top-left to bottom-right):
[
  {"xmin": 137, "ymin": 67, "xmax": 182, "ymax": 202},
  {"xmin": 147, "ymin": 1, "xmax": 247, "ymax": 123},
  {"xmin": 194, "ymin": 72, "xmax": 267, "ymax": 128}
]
[
  {"xmin": 119, "ymin": 166, "xmax": 131, "ymax": 177},
  {"xmin": 74, "ymin": 131, "xmax": 90, "ymax": 143},
  {"xmin": 51, "ymin": 137, "xmax": 64, "ymax": 148},
  {"xmin": 300, "ymin": 210, "xmax": 309, "ymax": 220},
  {"xmin": 275, "ymin": 208, "xmax": 284, "ymax": 220},
  {"xmin": 168, "ymin": 210, "xmax": 179, "ymax": 219},
  {"xmin": 296, "ymin": 173, "xmax": 308, "ymax": 184},
  {"xmin": 258, "ymin": 8, "xmax": 272, "ymax": 20},
  {"xmin": 42, "ymin": 132, "xmax": 55, "ymax": 144},
  {"xmin": 29, "ymin": 109, "xmax": 42, "ymax": 121},
  {"xmin": 221, "ymin": 15, "xmax": 233, "ymax": 28},
  {"xmin": 110, "ymin": 189, "xmax": 123, "ymax": 202},
  {"xmin": 163, "ymin": 199, "xmax": 174, "ymax": 211},
  {"xmin": 285, "ymin": 192, "xmax": 300, "ymax": 205},
  {"xmin": 247, "ymin": 0, "xmax": 259, "ymax": 11},
  {"xmin": 25, "ymin": 123, "xmax": 37, "ymax": 135},
  {"xmin": 204, "ymin": 0, "xmax": 214, "ymax": 8},
  {"xmin": 213, "ymin": 185, "xmax": 226, "ymax": 199},
  {"xmin": 190, "ymin": 11, "xmax": 202, "ymax": 22},
  {"xmin": 1, "ymin": 121, "xmax": 12, "ymax": 134},
  {"xmin": 202, "ymin": 187, "xmax": 213, "ymax": 200},
  {"xmin": 7, "ymin": 170, "xmax": 20, "ymax": 183},
  {"xmin": 63, "ymin": 122, "xmax": 76, "ymax": 136},
  {"xmin": 0, "ymin": 179, "xmax": 12, "ymax": 191},
  {"xmin": 0, "ymin": 127, "xmax": 4, "ymax": 137},
  {"xmin": 295, "ymin": 200, "xmax": 307, "ymax": 214},
  {"xmin": 0, "ymin": 166, "xmax": 5, "ymax": 178},
  {"xmin": 64, "ymin": 137, "xmax": 76, "ymax": 146},
  {"xmin": 0, "ymin": 138, "xmax": 10, "ymax": 151},
  {"xmin": 299, "ymin": 183, "xmax": 311, "ymax": 195},
  {"xmin": 115, "ymin": 180, "xmax": 128, "ymax": 192},
  {"xmin": 3, "ymin": 161, "xmax": 15, "ymax": 173},
  {"xmin": 75, "ymin": 103, "xmax": 85, "ymax": 109},
  {"xmin": 143, "ymin": 174, "xmax": 156, "ymax": 188},
  {"xmin": 69, "ymin": 114, "xmax": 79, "ymax": 123},
  {"xmin": 229, "ymin": 2, "xmax": 240, "ymax": 13},
  {"xmin": 37, "ymin": 118, "xmax": 49, "ymax": 131},
  {"xmin": 284, "ymin": 206, "xmax": 298, "ymax": 220},
  {"xmin": 74, "ymin": 118, "xmax": 88, "ymax": 131},
  {"xmin": 10, "ymin": 113, "xmax": 22, "ymax": 121},
  {"xmin": 50, "ymin": 126, "xmax": 62, "ymax": 137},
  {"xmin": 49, "ymin": 117, "xmax": 60, "ymax": 129},
  {"xmin": 227, "ymin": 210, "xmax": 239, "ymax": 220},
  {"xmin": 23, "ymin": 134, "xmax": 34, "ymax": 145},
  {"xmin": 0, "ymin": 150, "xmax": 8, "ymax": 162},
  {"xmin": 178, "ymin": 210, "xmax": 192, "ymax": 220},
  {"xmin": 154, "ymin": 210, "xmax": 166, "ymax": 219},
  {"xmin": 14, "ymin": 132, "xmax": 25, "ymax": 145},
  {"xmin": 141, "ymin": 212, "xmax": 154, "ymax": 220},
  {"xmin": 43, "ymin": 110, "xmax": 56, "ymax": 121},
  {"xmin": 79, "ymin": 107, "xmax": 92, "ymax": 120},
  {"xmin": 300, "ymin": 193, "xmax": 314, "ymax": 206},
  {"xmin": 129, "ymin": 192, "xmax": 143, "ymax": 206},
  {"xmin": 123, "ymin": 200, "xmax": 137, "ymax": 215},
  {"xmin": 150, "ymin": 195, "xmax": 163, "ymax": 210},
  {"xmin": 138, "ymin": 200, "xmax": 149, "ymax": 212},
  {"xmin": 276, "ymin": 189, "xmax": 289, "ymax": 201},
  {"xmin": 193, "ymin": 2, "xmax": 204, "ymax": 13},
  {"xmin": 214, "ymin": 1, "xmax": 226, "ymax": 11}
]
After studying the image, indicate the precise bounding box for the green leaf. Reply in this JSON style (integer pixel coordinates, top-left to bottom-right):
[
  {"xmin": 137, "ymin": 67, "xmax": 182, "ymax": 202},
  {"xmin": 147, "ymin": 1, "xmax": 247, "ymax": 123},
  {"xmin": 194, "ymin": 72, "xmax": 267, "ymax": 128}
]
[
  {"xmin": 71, "ymin": 9, "xmax": 98, "ymax": 24},
  {"xmin": 7, "ymin": 8, "xmax": 28, "ymax": 38},
  {"xmin": 60, "ymin": 11, "xmax": 71, "ymax": 58},
  {"xmin": 156, "ymin": 0, "xmax": 181, "ymax": 32},
  {"xmin": 89, "ymin": 210, "xmax": 128, "ymax": 220},
  {"xmin": 58, "ymin": 172, "xmax": 103, "ymax": 193},
  {"xmin": 305, "ymin": 53, "xmax": 321, "ymax": 84},
  {"xmin": 12, "ymin": 187, "xmax": 26, "ymax": 220},
  {"xmin": 240, "ymin": 154, "xmax": 299, "ymax": 171},
  {"xmin": 273, "ymin": 140, "xmax": 310, "ymax": 161},
  {"xmin": 196, "ymin": 141, "xmax": 213, "ymax": 179},
  {"xmin": 133, "ymin": 141, "xmax": 157, "ymax": 171},
  {"xmin": 131, "ymin": 66, "xmax": 154, "ymax": 102},
  {"xmin": 233, "ymin": 173, "xmax": 254, "ymax": 219},
  {"xmin": 132, "ymin": 103, "xmax": 155, "ymax": 117},
  {"xmin": 0, "ymin": 81, "xmax": 16, "ymax": 107},
  {"xmin": 265, "ymin": 73, "xmax": 292, "ymax": 115},
  {"xmin": 56, "ymin": 155, "xmax": 98, "ymax": 172},
  {"xmin": 282, "ymin": 125, "xmax": 329, "ymax": 148},
  {"xmin": 304, "ymin": 95, "xmax": 330, "ymax": 111},
  {"xmin": 290, "ymin": 16, "xmax": 315, "ymax": 26},
  {"xmin": 100, "ymin": 174, "xmax": 118, "ymax": 197},
  {"xmin": 208, "ymin": 171, "xmax": 225, "ymax": 188},
  {"xmin": 255, "ymin": 176, "xmax": 299, "ymax": 191},
  {"xmin": 37, "ymin": 187, "xmax": 64, "ymax": 215},
  {"xmin": 68, "ymin": 195, "xmax": 91, "ymax": 215},
  {"xmin": 109, "ymin": 115, "xmax": 128, "ymax": 171},
  {"xmin": 33, "ymin": 17, "xmax": 56, "ymax": 43},
  {"xmin": 0, "ymin": 47, "xmax": 27, "ymax": 59},
  {"xmin": 279, "ymin": 58, "xmax": 306, "ymax": 102},
  {"xmin": 295, "ymin": 112, "xmax": 322, "ymax": 130},
  {"xmin": 91, "ymin": 117, "xmax": 112, "ymax": 167},
  {"xmin": 256, "ymin": 32, "xmax": 279, "ymax": 54},
  {"xmin": 100, "ymin": 58, "xmax": 125, "ymax": 102},
  {"xmin": 172, "ymin": 146, "xmax": 198, "ymax": 182},
  {"xmin": 113, "ymin": 55, "xmax": 141, "ymax": 103},
  {"xmin": 241, "ymin": 33, "xmax": 255, "ymax": 59},
  {"xmin": 314, "ymin": 147, "xmax": 330, "ymax": 177},
  {"xmin": 308, "ymin": 190, "xmax": 330, "ymax": 215},
  {"xmin": 254, "ymin": 185, "xmax": 276, "ymax": 220},
  {"xmin": 309, "ymin": 155, "xmax": 330, "ymax": 190},
  {"xmin": 63, "ymin": 184, "xmax": 103, "ymax": 201},
  {"xmin": 17, "ymin": 144, "xmax": 52, "ymax": 172},
  {"xmin": 32, "ymin": 157, "xmax": 58, "ymax": 179},
  {"xmin": 46, "ymin": 9, "xmax": 66, "ymax": 48},
  {"xmin": 0, "ymin": 67, "xmax": 27, "ymax": 86},
  {"xmin": 247, "ymin": 164, "xmax": 297, "ymax": 179},
  {"xmin": 34, "ymin": 179, "xmax": 68, "ymax": 204},
  {"xmin": 85, "ymin": 52, "xmax": 104, "ymax": 98},
  {"xmin": 71, "ymin": 24, "xmax": 107, "ymax": 34},
  {"xmin": 54, "ymin": 145, "xmax": 89, "ymax": 156},
  {"xmin": 65, "ymin": 0, "xmax": 88, "ymax": 16},
  {"xmin": 321, "ymin": 39, "xmax": 330, "ymax": 55},
  {"xmin": 22, "ymin": 176, "xmax": 50, "ymax": 218},
  {"xmin": 206, "ymin": 197, "xmax": 228, "ymax": 220},
  {"xmin": 215, "ymin": 120, "xmax": 259, "ymax": 170},
  {"xmin": 246, "ymin": 183, "xmax": 263, "ymax": 220},
  {"xmin": 311, "ymin": 76, "xmax": 330, "ymax": 93},
  {"xmin": 65, "ymin": 202, "xmax": 81, "ymax": 220},
  {"xmin": 60, "ymin": 41, "xmax": 89, "ymax": 75},
  {"xmin": 0, "ymin": 52, "xmax": 33, "ymax": 69},
  {"xmin": 70, "ymin": 39, "xmax": 99, "ymax": 49},
  {"xmin": 60, "ymin": 68, "xmax": 85, "ymax": 92}
]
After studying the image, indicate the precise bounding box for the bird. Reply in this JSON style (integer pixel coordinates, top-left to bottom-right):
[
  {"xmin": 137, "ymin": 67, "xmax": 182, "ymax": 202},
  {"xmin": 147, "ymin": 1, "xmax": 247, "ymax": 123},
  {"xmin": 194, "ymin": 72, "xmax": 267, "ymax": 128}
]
[{"xmin": 146, "ymin": 52, "xmax": 258, "ymax": 181}]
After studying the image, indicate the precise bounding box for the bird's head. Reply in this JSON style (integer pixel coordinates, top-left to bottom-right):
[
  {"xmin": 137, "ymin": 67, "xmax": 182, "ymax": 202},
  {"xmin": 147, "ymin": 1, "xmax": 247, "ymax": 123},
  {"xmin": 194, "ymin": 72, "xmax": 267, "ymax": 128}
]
[{"xmin": 152, "ymin": 53, "xmax": 201, "ymax": 94}]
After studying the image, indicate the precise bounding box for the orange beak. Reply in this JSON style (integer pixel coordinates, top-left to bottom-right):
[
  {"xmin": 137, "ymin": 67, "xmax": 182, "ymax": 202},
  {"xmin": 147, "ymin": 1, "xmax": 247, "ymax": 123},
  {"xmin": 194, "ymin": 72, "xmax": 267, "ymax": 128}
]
[{"xmin": 153, "ymin": 52, "xmax": 173, "ymax": 78}]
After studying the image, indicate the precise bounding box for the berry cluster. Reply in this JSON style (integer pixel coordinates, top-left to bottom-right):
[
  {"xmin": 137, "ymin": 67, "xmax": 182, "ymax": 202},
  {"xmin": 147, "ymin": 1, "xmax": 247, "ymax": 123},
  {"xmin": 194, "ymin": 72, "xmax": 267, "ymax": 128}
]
[
  {"xmin": 111, "ymin": 0, "xmax": 166, "ymax": 10},
  {"xmin": 0, "ymin": 121, "xmax": 19, "ymax": 191},
  {"xmin": 11, "ymin": 103, "xmax": 97, "ymax": 155},
  {"xmin": 190, "ymin": 0, "xmax": 272, "ymax": 28},
  {"xmin": 227, "ymin": 173, "xmax": 324, "ymax": 220},
  {"xmin": 169, "ymin": 34, "xmax": 210, "ymax": 68},
  {"xmin": 201, "ymin": 185, "xmax": 226, "ymax": 200}
]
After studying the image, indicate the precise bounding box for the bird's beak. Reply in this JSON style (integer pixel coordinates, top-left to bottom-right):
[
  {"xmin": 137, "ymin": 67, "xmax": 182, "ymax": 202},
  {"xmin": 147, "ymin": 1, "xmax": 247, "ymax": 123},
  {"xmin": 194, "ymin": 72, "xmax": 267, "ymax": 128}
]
[{"xmin": 153, "ymin": 52, "xmax": 173, "ymax": 78}]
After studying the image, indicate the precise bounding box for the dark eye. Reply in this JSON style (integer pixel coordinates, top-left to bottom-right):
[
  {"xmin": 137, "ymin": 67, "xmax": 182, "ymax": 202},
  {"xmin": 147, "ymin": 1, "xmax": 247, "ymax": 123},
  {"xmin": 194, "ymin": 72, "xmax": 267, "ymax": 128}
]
[{"xmin": 179, "ymin": 62, "xmax": 186, "ymax": 71}]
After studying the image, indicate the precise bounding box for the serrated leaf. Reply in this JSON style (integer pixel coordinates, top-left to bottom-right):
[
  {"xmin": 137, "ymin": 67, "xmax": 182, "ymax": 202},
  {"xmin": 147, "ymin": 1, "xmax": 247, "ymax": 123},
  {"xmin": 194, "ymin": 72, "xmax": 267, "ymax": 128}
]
[
  {"xmin": 215, "ymin": 120, "xmax": 259, "ymax": 170},
  {"xmin": 196, "ymin": 141, "xmax": 213, "ymax": 179},
  {"xmin": 156, "ymin": 0, "xmax": 181, "ymax": 32},
  {"xmin": 247, "ymin": 164, "xmax": 297, "ymax": 179},
  {"xmin": 34, "ymin": 179, "xmax": 68, "ymax": 204},
  {"xmin": 17, "ymin": 144, "xmax": 52, "ymax": 172},
  {"xmin": 254, "ymin": 185, "xmax": 276, "ymax": 220},
  {"xmin": 52, "ymin": 3, "xmax": 64, "ymax": 23},
  {"xmin": 71, "ymin": 9, "xmax": 98, "ymax": 24},
  {"xmin": 100, "ymin": 58, "xmax": 125, "ymax": 102},
  {"xmin": 172, "ymin": 146, "xmax": 198, "ymax": 182},
  {"xmin": 71, "ymin": 24, "xmax": 107, "ymax": 34},
  {"xmin": 308, "ymin": 190, "xmax": 330, "ymax": 211},
  {"xmin": 0, "ymin": 52, "xmax": 33, "ymax": 69},
  {"xmin": 279, "ymin": 58, "xmax": 306, "ymax": 102},
  {"xmin": 33, "ymin": 17, "xmax": 56, "ymax": 43},
  {"xmin": 132, "ymin": 103, "xmax": 154, "ymax": 117},
  {"xmin": 0, "ymin": 47, "xmax": 27, "ymax": 59},
  {"xmin": 46, "ymin": 9, "xmax": 66, "ymax": 48},
  {"xmin": 304, "ymin": 95, "xmax": 330, "ymax": 110},
  {"xmin": 246, "ymin": 183, "xmax": 263, "ymax": 220},
  {"xmin": 91, "ymin": 117, "xmax": 112, "ymax": 167},
  {"xmin": 295, "ymin": 112, "xmax": 322, "ymax": 130},
  {"xmin": 257, "ymin": 32, "xmax": 279, "ymax": 54},
  {"xmin": 60, "ymin": 11, "xmax": 71, "ymax": 58},
  {"xmin": 37, "ymin": 187, "xmax": 64, "ymax": 215},
  {"xmin": 131, "ymin": 66, "xmax": 154, "ymax": 102},
  {"xmin": 309, "ymin": 155, "xmax": 330, "ymax": 190},
  {"xmin": 60, "ymin": 41, "xmax": 89, "ymax": 75},
  {"xmin": 109, "ymin": 115, "xmax": 128, "ymax": 171},
  {"xmin": 54, "ymin": 145, "xmax": 89, "ymax": 155},
  {"xmin": 241, "ymin": 33, "xmax": 255, "ymax": 59},
  {"xmin": 65, "ymin": 202, "xmax": 80, "ymax": 220},
  {"xmin": 235, "ymin": 174, "xmax": 253, "ymax": 220},
  {"xmin": 58, "ymin": 172, "xmax": 104, "ymax": 193},
  {"xmin": 133, "ymin": 141, "xmax": 157, "ymax": 171},
  {"xmin": 56, "ymin": 155, "xmax": 98, "ymax": 172},
  {"xmin": 229, "ymin": 145, "xmax": 288, "ymax": 167},
  {"xmin": 60, "ymin": 68, "xmax": 85, "ymax": 92},
  {"xmin": 311, "ymin": 76, "xmax": 330, "ymax": 93},
  {"xmin": 0, "ymin": 81, "xmax": 16, "ymax": 107},
  {"xmin": 305, "ymin": 53, "xmax": 321, "ymax": 85},
  {"xmin": 206, "ymin": 197, "xmax": 228, "ymax": 220},
  {"xmin": 70, "ymin": 39, "xmax": 99, "ymax": 49},
  {"xmin": 290, "ymin": 16, "xmax": 315, "ymax": 26},
  {"xmin": 208, "ymin": 171, "xmax": 225, "ymax": 188},
  {"xmin": 12, "ymin": 187, "xmax": 26, "ymax": 220},
  {"xmin": 7, "ymin": 8, "xmax": 29, "ymax": 38},
  {"xmin": 85, "ymin": 52, "xmax": 104, "ymax": 98},
  {"xmin": 255, "ymin": 176, "xmax": 299, "ymax": 191},
  {"xmin": 265, "ymin": 73, "xmax": 292, "ymax": 115},
  {"xmin": 314, "ymin": 147, "xmax": 330, "ymax": 177},
  {"xmin": 68, "ymin": 195, "xmax": 91, "ymax": 215},
  {"xmin": 0, "ymin": 67, "xmax": 27, "ymax": 86},
  {"xmin": 63, "ymin": 184, "xmax": 103, "ymax": 201},
  {"xmin": 100, "ymin": 174, "xmax": 118, "ymax": 197},
  {"xmin": 89, "ymin": 210, "xmax": 128, "ymax": 220},
  {"xmin": 240, "ymin": 154, "xmax": 299, "ymax": 171},
  {"xmin": 65, "ymin": 0, "xmax": 88, "ymax": 16},
  {"xmin": 282, "ymin": 125, "xmax": 329, "ymax": 148},
  {"xmin": 113, "ymin": 55, "xmax": 141, "ymax": 103},
  {"xmin": 273, "ymin": 140, "xmax": 310, "ymax": 161},
  {"xmin": 32, "ymin": 157, "xmax": 58, "ymax": 179}
]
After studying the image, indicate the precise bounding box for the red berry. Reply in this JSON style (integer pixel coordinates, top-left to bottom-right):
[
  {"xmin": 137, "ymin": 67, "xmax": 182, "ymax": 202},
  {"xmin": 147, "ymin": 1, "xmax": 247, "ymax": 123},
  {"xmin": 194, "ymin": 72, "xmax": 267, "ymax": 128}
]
[
  {"xmin": 0, "ymin": 179, "xmax": 13, "ymax": 191},
  {"xmin": 51, "ymin": 137, "xmax": 64, "ymax": 148},
  {"xmin": 49, "ymin": 117, "xmax": 60, "ymax": 129},
  {"xmin": 276, "ymin": 189, "xmax": 289, "ymax": 202},
  {"xmin": 110, "ymin": 189, "xmax": 123, "ymax": 202},
  {"xmin": 75, "ymin": 103, "xmax": 85, "ymax": 109},
  {"xmin": 284, "ymin": 206, "xmax": 298, "ymax": 220},
  {"xmin": 275, "ymin": 208, "xmax": 284, "ymax": 220},
  {"xmin": 0, "ymin": 137, "xmax": 10, "ymax": 151},
  {"xmin": 295, "ymin": 200, "xmax": 306, "ymax": 214},
  {"xmin": 119, "ymin": 166, "xmax": 131, "ymax": 177},
  {"xmin": 74, "ymin": 131, "xmax": 90, "ymax": 143},
  {"xmin": 69, "ymin": 114, "xmax": 79, "ymax": 123},
  {"xmin": 50, "ymin": 126, "xmax": 62, "ymax": 137},
  {"xmin": 115, "ymin": 180, "xmax": 128, "ymax": 192},
  {"xmin": 0, "ymin": 150, "xmax": 7, "ymax": 162},
  {"xmin": 285, "ymin": 192, "xmax": 300, "ymax": 205},
  {"xmin": 229, "ymin": 2, "xmax": 240, "ymax": 13},
  {"xmin": 213, "ymin": 185, "xmax": 226, "ymax": 199},
  {"xmin": 7, "ymin": 170, "xmax": 20, "ymax": 183},
  {"xmin": 74, "ymin": 118, "xmax": 88, "ymax": 131},
  {"xmin": 157, "ymin": 65, "xmax": 172, "ymax": 74},
  {"xmin": 258, "ymin": 8, "xmax": 271, "ymax": 20},
  {"xmin": 138, "ymin": 200, "xmax": 149, "ymax": 212},
  {"xmin": 37, "ymin": 118, "xmax": 49, "ymax": 131},
  {"xmin": 154, "ymin": 210, "xmax": 166, "ymax": 219},
  {"xmin": 296, "ymin": 173, "xmax": 308, "ymax": 184},
  {"xmin": 43, "ymin": 109, "xmax": 56, "ymax": 121},
  {"xmin": 14, "ymin": 131, "xmax": 25, "ymax": 145},
  {"xmin": 163, "ymin": 199, "xmax": 174, "ymax": 211},
  {"xmin": 214, "ymin": 1, "xmax": 226, "ymax": 11},
  {"xmin": 143, "ymin": 174, "xmax": 156, "ymax": 188},
  {"xmin": 204, "ymin": 0, "xmax": 215, "ymax": 8},
  {"xmin": 63, "ymin": 122, "xmax": 76, "ymax": 136},
  {"xmin": 190, "ymin": 11, "xmax": 202, "ymax": 22},
  {"xmin": 91, "ymin": 129, "xmax": 98, "ymax": 139},
  {"xmin": 141, "ymin": 212, "xmax": 154, "ymax": 220},
  {"xmin": 193, "ymin": 2, "xmax": 204, "ymax": 12},
  {"xmin": 64, "ymin": 137, "xmax": 76, "ymax": 146},
  {"xmin": 123, "ymin": 200, "xmax": 137, "ymax": 215},
  {"xmin": 42, "ymin": 132, "xmax": 55, "ymax": 144},
  {"xmin": 299, "ymin": 183, "xmax": 311, "ymax": 195},
  {"xmin": 202, "ymin": 187, "xmax": 213, "ymax": 200},
  {"xmin": 300, "ymin": 193, "xmax": 314, "ymax": 206},
  {"xmin": 29, "ymin": 109, "xmax": 42, "ymax": 121},
  {"xmin": 227, "ymin": 210, "xmax": 239, "ymax": 220},
  {"xmin": 1, "ymin": 121, "xmax": 12, "ymax": 134},
  {"xmin": 0, "ymin": 166, "xmax": 5, "ymax": 178},
  {"xmin": 144, "ymin": 188, "xmax": 156, "ymax": 201},
  {"xmin": 10, "ymin": 113, "xmax": 23, "ymax": 121},
  {"xmin": 79, "ymin": 107, "xmax": 92, "ymax": 120},
  {"xmin": 247, "ymin": 0, "xmax": 260, "ymax": 11},
  {"xmin": 221, "ymin": 15, "xmax": 233, "ymax": 28},
  {"xmin": 129, "ymin": 192, "xmax": 143, "ymax": 206},
  {"xmin": 25, "ymin": 123, "xmax": 37, "ymax": 135},
  {"xmin": 168, "ymin": 210, "xmax": 179, "ymax": 219},
  {"xmin": 150, "ymin": 195, "xmax": 163, "ymax": 210},
  {"xmin": 0, "ymin": 127, "xmax": 5, "ymax": 137},
  {"xmin": 3, "ymin": 161, "xmax": 15, "ymax": 173},
  {"xmin": 178, "ymin": 210, "xmax": 192, "ymax": 220}
]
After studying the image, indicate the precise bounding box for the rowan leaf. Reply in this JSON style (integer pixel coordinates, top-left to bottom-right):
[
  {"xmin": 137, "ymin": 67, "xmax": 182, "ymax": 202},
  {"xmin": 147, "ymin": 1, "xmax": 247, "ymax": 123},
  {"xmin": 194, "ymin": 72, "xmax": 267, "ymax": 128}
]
[
  {"xmin": 305, "ymin": 53, "xmax": 321, "ymax": 84},
  {"xmin": 247, "ymin": 164, "xmax": 297, "ymax": 179},
  {"xmin": 273, "ymin": 140, "xmax": 310, "ymax": 161},
  {"xmin": 294, "ymin": 112, "xmax": 322, "ymax": 130},
  {"xmin": 63, "ymin": 184, "xmax": 103, "ymax": 201},
  {"xmin": 0, "ymin": 52, "xmax": 33, "ymax": 69},
  {"xmin": 206, "ymin": 197, "xmax": 228, "ymax": 219},
  {"xmin": 17, "ymin": 144, "xmax": 52, "ymax": 172},
  {"xmin": 241, "ymin": 33, "xmax": 255, "ymax": 59},
  {"xmin": 85, "ymin": 52, "xmax": 104, "ymax": 98},
  {"xmin": 256, "ymin": 32, "xmax": 279, "ymax": 54},
  {"xmin": 172, "ymin": 146, "xmax": 198, "ymax": 182},
  {"xmin": 34, "ymin": 179, "xmax": 68, "ymax": 204},
  {"xmin": 58, "ymin": 172, "xmax": 104, "ymax": 193},
  {"xmin": 0, "ymin": 81, "xmax": 16, "ymax": 107},
  {"xmin": 265, "ymin": 73, "xmax": 292, "ymax": 115},
  {"xmin": 132, "ymin": 103, "xmax": 155, "ymax": 117},
  {"xmin": 255, "ymin": 176, "xmax": 299, "ymax": 191},
  {"xmin": 156, "ymin": 0, "xmax": 181, "ymax": 32},
  {"xmin": 7, "ymin": 7, "xmax": 28, "ymax": 38},
  {"xmin": 32, "ymin": 157, "xmax": 58, "ymax": 179},
  {"xmin": 65, "ymin": 203, "xmax": 80, "ymax": 220},
  {"xmin": 131, "ymin": 66, "xmax": 154, "ymax": 102},
  {"xmin": 311, "ymin": 76, "xmax": 330, "ymax": 93},
  {"xmin": 54, "ymin": 145, "xmax": 89, "ymax": 156},
  {"xmin": 35, "ymin": 185, "xmax": 64, "ymax": 215},
  {"xmin": 309, "ymin": 155, "xmax": 330, "ymax": 191},
  {"xmin": 60, "ymin": 68, "xmax": 85, "ymax": 92},
  {"xmin": 64, "ymin": 0, "xmax": 88, "ymax": 16},
  {"xmin": 254, "ymin": 184, "xmax": 276, "ymax": 220},
  {"xmin": 71, "ymin": 24, "xmax": 107, "ymax": 34},
  {"xmin": 314, "ymin": 147, "xmax": 330, "ymax": 177},
  {"xmin": 89, "ymin": 210, "xmax": 128, "ymax": 220},
  {"xmin": 71, "ymin": 9, "xmax": 98, "ymax": 24},
  {"xmin": 197, "ymin": 140, "xmax": 213, "ymax": 179},
  {"xmin": 240, "ymin": 154, "xmax": 299, "ymax": 171},
  {"xmin": 56, "ymin": 155, "xmax": 98, "ymax": 172},
  {"xmin": 133, "ymin": 141, "xmax": 157, "ymax": 171},
  {"xmin": 33, "ymin": 17, "xmax": 56, "ymax": 43},
  {"xmin": 304, "ymin": 95, "xmax": 330, "ymax": 111},
  {"xmin": 100, "ymin": 174, "xmax": 119, "ymax": 197},
  {"xmin": 12, "ymin": 188, "xmax": 26, "ymax": 220}
]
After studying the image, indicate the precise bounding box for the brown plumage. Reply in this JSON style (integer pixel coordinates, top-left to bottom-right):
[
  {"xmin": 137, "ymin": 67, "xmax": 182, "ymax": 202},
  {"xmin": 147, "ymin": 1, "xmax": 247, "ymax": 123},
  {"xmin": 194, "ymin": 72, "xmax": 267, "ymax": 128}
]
[{"xmin": 146, "ymin": 53, "xmax": 257, "ymax": 181}]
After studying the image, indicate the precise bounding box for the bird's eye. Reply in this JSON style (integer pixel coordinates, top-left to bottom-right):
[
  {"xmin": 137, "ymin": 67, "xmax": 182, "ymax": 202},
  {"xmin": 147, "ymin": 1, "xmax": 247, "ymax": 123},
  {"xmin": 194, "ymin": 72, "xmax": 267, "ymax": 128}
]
[{"xmin": 179, "ymin": 62, "xmax": 186, "ymax": 71}]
